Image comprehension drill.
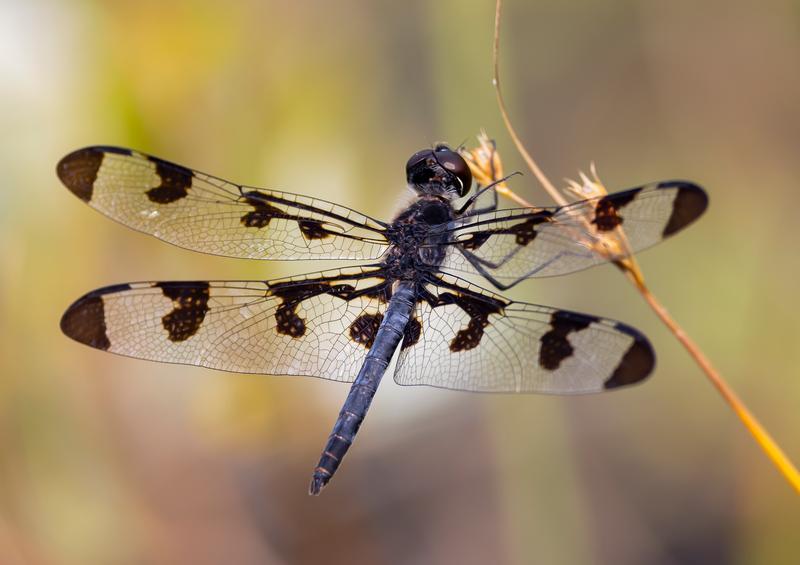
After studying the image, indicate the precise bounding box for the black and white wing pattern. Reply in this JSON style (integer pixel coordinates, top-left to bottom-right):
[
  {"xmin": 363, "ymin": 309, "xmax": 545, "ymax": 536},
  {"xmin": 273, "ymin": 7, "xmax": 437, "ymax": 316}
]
[
  {"xmin": 60, "ymin": 267, "xmax": 395, "ymax": 382},
  {"xmin": 438, "ymin": 181, "xmax": 708, "ymax": 285},
  {"xmin": 56, "ymin": 146, "xmax": 389, "ymax": 260},
  {"xmin": 395, "ymin": 274, "xmax": 654, "ymax": 393}
]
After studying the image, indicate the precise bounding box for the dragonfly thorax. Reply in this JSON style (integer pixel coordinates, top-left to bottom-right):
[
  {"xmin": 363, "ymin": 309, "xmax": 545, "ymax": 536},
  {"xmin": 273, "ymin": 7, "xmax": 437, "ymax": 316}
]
[{"xmin": 384, "ymin": 197, "xmax": 454, "ymax": 280}]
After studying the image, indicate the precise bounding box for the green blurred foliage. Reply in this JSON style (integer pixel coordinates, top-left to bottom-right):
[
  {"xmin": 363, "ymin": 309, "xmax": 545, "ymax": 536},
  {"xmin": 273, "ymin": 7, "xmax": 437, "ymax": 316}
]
[{"xmin": 0, "ymin": 0, "xmax": 798, "ymax": 564}]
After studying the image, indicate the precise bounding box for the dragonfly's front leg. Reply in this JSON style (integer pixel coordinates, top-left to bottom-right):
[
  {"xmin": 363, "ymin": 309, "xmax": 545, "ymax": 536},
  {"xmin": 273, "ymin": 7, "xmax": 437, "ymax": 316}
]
[{"xmin": 459, "ymin": 184, "xmax": 499, "ymax": 216}]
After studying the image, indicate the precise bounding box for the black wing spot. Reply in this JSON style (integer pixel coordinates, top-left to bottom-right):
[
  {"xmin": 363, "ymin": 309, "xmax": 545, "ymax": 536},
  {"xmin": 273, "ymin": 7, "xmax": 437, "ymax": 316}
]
[
  {"xmin": 604, "ymin": 324, "xmax": 656, "ymax": 388},
  {"xmin": 430, "ymin": 291, "xmax": 504, "ymax": 353},
  {"xmin": 298, "ymin": 220, "xmax": 331, "ymax": 240},
  {"xmin": 539, "ymin": 311, "xmax": 598, "ymax": 371},
  {"xmin": 458, "ymin": 212, "xmax": 552, "ymax": 250},
  {"xmin": 57, "ymin": 147, "xmax": 119, "ymax": 202},
  {"xmin": 592, "ymin": 194, "xmax": 633, "ymax": 231},
  {"xmin": 401, "ymin": 317, "xmax": 422, "ymax": 350},
  {"xmin": 592, "ymin": 198, "xmax": 622, "ymax": 231},
  {"xmin": 610, "ymin": 189, "xmax": 639, "ymax": 208},
  {"xmin": 451, "ymin": 318, "xmax": 486, "ymax": 352},
  {"xmin": 510, "ymin": 213, "xmax": 552, "ymax": 245},
  {"xmin": 592, "ymin": 189, "xmax": 637, "ymax": 232},
  {"xmin": 269, "ymin": 280, "xmax": 357, "ymax": 339},
  {"xmin": 241, "ymin": 191, "xmax": 283, "ymax": 228},
  {"xmin": 60, "ymin": 283, "xmax": 135, "ymax": 349},
  {"xmin": 349, "ymin": 313, "xmax": 384, "ymax": 349},
  {"xmin": 61, "ymin": 293, "xmax": 114, "ymax": 350},
  {"xmin": 155, "ymin": 282, "xmax": 210, "ymax": 342},
  {"xmin": 662, "ymin": 182, "xmax": 709, "ymax": 237},
  {"xmin": 276, "ymin": 302, "xmax": 307, "ymax": 337},
  {"xmin": 240, "ymin": 191, "xmax": 333, "ymax": 240},
  {"xmin": 145, "ymin": 157, "xmax": 193, "ymax": 204}
]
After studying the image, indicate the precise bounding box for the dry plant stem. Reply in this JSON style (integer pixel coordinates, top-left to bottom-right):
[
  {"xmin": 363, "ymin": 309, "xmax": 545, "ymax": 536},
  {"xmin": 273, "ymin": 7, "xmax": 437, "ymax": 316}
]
[
  {"xmin": 492, "ymin": 0, "xmax": 566, "ymax": 208},
  {"xmin": 623, "ymin": 269, "xmax": 800, "ymax": 495},
  {"xmin": 492, "ymin": 0, "xmax": 800, "ymax": 494}
]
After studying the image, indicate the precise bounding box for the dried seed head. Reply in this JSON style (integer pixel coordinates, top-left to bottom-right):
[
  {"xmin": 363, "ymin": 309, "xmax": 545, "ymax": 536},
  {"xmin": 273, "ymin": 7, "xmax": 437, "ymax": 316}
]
[
  {"xmin": 458, "ymin": 131, "xmax": 510, "ymax": 195},
  {"xmin": 565, "ymin": 163, "xmax": 607, "ymax": 200}
]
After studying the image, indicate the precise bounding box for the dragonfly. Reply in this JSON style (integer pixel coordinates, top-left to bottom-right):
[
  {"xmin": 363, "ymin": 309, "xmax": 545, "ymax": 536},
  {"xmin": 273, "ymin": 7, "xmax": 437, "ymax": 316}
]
[{"xmin": 57, "ymin": 144, "xmax": 708, "ymax": 494}]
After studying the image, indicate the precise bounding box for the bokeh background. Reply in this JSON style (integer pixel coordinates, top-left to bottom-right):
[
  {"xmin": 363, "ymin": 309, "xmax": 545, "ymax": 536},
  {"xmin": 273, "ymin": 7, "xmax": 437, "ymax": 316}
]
[{"xmin": 1, "ymin": 0, "xmax": 799, "ymax": 563}]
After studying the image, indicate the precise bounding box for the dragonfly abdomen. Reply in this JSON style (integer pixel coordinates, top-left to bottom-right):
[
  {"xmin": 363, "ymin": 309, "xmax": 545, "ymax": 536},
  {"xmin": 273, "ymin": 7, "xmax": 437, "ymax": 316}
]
[{"xmin": 309, "ymin": 281, "xmax": 416, "ymax": 495}]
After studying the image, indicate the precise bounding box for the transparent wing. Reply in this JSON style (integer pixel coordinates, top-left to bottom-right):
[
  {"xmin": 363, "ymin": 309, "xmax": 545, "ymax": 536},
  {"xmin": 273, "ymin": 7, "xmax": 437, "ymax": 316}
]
[
  {"xmin": 438, "ymin": 181, "xmax": 708, "ymax": 284},
  {"xmin": 395, "ymin": 274, "xmax": 654, "ymax": 393},
  {"xmin": 61, "ymin": 267, "xmax": 394, "ymax": 382},
  {"xmin": 57, "ymin": 146, "xmax": 389, "ymax": 260}
]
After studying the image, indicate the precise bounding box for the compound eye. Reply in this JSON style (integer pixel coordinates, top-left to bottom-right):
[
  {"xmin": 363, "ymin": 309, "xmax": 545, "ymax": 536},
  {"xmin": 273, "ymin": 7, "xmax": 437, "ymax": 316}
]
[
  {"xmin": 405, "ymin": 149, "xmax": 433, "ymax": 179},
  {"xmin": 433, "ymin": 147, "xmax": 472, "ymax": 196}
]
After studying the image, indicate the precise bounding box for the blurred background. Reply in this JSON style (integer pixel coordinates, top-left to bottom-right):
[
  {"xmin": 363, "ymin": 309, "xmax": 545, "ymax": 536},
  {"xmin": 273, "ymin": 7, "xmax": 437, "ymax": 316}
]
[{"xmin": 1, "ymin": 0, "xmax": 799, "ymax": 563}]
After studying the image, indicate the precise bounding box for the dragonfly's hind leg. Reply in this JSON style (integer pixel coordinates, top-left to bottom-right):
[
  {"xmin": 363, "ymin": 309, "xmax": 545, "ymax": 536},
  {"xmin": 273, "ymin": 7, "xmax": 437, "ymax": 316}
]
[{"xmin": 454, "ymin": 245, "xmax": 579, "ymax": 291}]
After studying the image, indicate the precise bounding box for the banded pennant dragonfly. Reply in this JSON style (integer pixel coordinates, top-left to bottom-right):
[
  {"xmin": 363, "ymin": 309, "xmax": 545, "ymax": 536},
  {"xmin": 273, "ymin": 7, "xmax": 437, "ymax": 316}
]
[{"xmin": 57, "ymin": 144, "xmax": 707, "ymax": 494}]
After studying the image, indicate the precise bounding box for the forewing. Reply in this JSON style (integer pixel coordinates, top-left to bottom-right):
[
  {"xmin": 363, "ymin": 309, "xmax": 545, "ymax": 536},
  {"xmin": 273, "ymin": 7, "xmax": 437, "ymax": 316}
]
[
  {"xmin": 440, "ymin": 181, "xmax": 708, "ymax": 283},
  {"xmin": 56, "ymin": 146, "xmax": 389, "ymax": 260},
  {"xmin": 395, "ymin": 274, "xmax": 654, "ymax": 393},
  {"xmin": 61, "ymin": 267, "xmax": 394, "ymax": 382}
]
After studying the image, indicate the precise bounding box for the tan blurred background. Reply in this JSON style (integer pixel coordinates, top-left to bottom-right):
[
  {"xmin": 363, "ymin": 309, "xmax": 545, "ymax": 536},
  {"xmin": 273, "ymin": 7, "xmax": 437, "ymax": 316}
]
[{"xmin": 1, "ymin": 0, "xmax": 799, "ymax": 563}]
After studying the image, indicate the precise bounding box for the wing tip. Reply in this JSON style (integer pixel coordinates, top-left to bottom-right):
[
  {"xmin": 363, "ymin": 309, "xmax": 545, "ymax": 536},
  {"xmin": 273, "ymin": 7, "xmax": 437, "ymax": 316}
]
[
  {"xmin": 604, "ymin": 325, "xmax": 656, "ymax": 389},
  {"xmin": 657, "ymin": 180, "xmax": 709, "ymax": 237},
  {"xmin": 56, "ymin": 146, "xmax": 132, "ymax": 202},
  {"xmin": 60, "ymin": 283, "xmax": 132, "ymax": 350}
]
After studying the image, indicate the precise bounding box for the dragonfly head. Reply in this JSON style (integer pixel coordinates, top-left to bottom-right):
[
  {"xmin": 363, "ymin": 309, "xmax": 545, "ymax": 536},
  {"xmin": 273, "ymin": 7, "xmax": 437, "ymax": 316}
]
[{"xmin": 406, "ymin": 143, "xmax": 472, "ymax": 199}]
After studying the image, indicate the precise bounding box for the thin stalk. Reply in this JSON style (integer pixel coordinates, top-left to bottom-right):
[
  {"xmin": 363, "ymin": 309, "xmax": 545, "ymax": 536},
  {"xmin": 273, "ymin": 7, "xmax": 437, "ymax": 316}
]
[
  {"xmin": 492, "ymin": 0, "xmax": 566, "ymax": 207},
  {"xmin": 625, "ymin": 270, "xmax": 800, "ymax": 494},
  {"xmin": 491, "ymin": 0, "xmax": 800, "ymax": 494}
]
